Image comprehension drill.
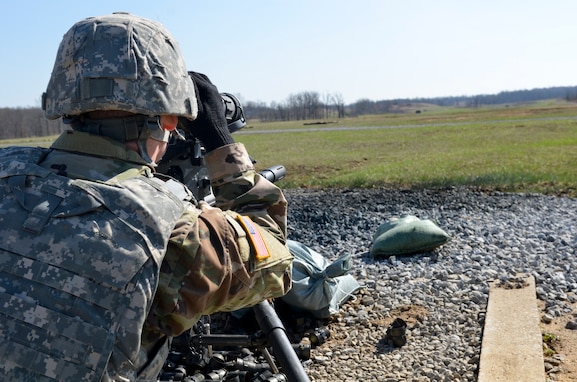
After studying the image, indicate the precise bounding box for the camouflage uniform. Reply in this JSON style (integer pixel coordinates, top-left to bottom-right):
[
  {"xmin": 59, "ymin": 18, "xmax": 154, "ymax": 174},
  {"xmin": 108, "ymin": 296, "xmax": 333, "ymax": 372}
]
[{"xmin": 0, "ymin": 130, "xmax": 293, "ymax": 381}]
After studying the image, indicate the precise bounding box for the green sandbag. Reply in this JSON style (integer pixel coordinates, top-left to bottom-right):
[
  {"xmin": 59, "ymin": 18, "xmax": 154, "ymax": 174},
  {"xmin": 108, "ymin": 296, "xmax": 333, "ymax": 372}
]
[{"xmin": 370, "ymin": 215, "xmax": 451, "ymax": 258}]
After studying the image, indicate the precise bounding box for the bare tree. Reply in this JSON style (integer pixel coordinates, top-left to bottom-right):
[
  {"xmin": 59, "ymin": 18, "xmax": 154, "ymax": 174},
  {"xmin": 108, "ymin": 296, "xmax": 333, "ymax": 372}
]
[
  {"xmin": 351, "ymin": 98, "xmax": 375, "ymax": 116},
  {"xmin": 0, "ymin": 107, "xmax": 66, "ymax": 140},
  {"xmin": 331, "ymin": 93, "xmax": 346, "ymax": 118}
]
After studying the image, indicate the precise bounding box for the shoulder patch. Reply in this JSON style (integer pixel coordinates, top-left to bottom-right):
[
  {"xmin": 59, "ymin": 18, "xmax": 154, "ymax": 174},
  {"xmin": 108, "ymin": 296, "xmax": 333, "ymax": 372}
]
[{"xmin": 236, "ymin": 215, "xmax": 271, "ymax": 261}]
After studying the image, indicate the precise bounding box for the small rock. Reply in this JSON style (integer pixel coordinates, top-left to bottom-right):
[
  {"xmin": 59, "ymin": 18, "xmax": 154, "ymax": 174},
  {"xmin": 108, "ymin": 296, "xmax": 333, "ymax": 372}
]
[
  {"xmin": 547, "ymin": 357, "xmax": 562, "ymax": 366},
  {"xmin": 541, "ymin": 314, "xmax": 554, "ymax": 324},
  {"xmin": 565, "ymin": 320, "xmax": 577, "ymax": 330},
  {"xmin": 313, "ymin": 355, "xmax": 330, "ymax": 365},
  {"xmin": 361, "ymin": 296, "xmax": 375, "ymax": 306}
]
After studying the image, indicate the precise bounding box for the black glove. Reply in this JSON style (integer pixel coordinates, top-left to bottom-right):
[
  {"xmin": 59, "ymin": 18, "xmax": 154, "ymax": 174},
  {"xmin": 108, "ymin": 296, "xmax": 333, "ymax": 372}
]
[{"xmin": 182, "ymin": 71, "xmax": 234, "ymax": 152}]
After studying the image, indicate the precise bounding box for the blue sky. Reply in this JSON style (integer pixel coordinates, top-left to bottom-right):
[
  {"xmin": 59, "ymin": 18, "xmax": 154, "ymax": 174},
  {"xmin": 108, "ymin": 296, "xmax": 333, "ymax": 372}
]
[{"xmin": 2, "ymin": 1, "xmax": 577, "ymax": 108}]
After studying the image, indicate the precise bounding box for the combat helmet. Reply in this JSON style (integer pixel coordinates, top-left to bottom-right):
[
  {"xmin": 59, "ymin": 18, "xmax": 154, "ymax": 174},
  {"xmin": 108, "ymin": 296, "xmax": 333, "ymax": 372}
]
[
  {"xmin": 43, "ymin": 12, "xmax": 197, "ymax": 120},
  {"xmin": 42, "ymin": 13, "xmax": 197, "ymax": 163}
]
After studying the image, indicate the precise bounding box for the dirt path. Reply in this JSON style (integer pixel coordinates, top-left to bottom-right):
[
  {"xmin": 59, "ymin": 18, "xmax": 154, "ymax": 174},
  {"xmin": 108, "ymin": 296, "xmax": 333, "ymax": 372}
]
[{"xmin": 540, "ymin": 300, "xmax": 577, "ymax": 381}]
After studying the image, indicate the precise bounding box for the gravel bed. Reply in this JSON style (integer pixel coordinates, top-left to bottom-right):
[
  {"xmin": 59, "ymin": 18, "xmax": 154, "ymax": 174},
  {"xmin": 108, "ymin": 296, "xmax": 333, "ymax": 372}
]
[{"xmin": 283, "ymin": 187, "xmax": 577, "ymax": 382}]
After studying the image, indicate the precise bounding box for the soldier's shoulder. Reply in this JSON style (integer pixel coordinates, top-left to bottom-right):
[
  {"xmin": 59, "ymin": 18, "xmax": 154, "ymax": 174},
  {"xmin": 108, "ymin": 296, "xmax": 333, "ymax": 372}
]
[
  {"xmin": 0, "ymin": 146, "xmax": 51, "ymax": 176},
  {"xmin": 0, "ymin": 146, "xmax": 49, "ymax": 160}
]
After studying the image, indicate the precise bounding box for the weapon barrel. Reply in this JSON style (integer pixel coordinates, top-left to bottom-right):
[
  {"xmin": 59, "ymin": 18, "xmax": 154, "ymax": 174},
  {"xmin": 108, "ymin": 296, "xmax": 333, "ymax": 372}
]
[
  {"xmin": 259, "ymin": 165, "xmax": 286, "ymax": 183},
  {"xmin": 253, "ymin": 301, "xmax": 311, "ymax": 382}
]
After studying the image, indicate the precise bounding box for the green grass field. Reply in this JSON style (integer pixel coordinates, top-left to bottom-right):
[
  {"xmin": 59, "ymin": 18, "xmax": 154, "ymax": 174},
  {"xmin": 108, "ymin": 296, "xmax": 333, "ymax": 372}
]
[
  {"xmin": 239, "ymin": 100, "xmax": 577, "ymax": 196},
  {"xmin": 3, "ymin": 100, "xmax": 577, "ymax": 196}
]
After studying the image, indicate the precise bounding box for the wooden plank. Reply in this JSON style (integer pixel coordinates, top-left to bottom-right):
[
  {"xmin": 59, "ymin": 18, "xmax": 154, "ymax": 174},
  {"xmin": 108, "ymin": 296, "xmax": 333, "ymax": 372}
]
[{"xmin": 478, "ymin": 274, "xmax": 546, "ymax": 382}]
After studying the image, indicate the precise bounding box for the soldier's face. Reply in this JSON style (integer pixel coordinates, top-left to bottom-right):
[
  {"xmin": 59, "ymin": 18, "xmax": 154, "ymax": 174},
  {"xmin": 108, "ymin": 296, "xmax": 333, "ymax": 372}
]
[{"xmin": 146, "ymin": 138, "xmax": 168, "ymax": 163}]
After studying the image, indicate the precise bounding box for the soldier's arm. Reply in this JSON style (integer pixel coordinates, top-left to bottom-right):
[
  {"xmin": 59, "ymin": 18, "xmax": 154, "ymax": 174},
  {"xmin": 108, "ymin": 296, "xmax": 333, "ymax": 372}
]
[{"xmin": 146, "ymin": 142, "xmax": 292, "ymax": 337}]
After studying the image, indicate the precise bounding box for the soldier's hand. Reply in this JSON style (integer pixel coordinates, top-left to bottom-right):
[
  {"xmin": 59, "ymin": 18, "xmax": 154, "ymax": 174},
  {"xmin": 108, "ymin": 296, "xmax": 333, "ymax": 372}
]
[{"xmin": 181, "ymin": 71, "xmax": 234, "ymax": 152}]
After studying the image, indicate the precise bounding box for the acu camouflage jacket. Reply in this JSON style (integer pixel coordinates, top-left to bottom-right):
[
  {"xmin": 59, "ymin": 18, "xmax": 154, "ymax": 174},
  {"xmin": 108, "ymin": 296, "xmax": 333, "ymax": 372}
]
[{"xmin": 0, "ymin": 130, "xmax": 293, "ymax": 381}]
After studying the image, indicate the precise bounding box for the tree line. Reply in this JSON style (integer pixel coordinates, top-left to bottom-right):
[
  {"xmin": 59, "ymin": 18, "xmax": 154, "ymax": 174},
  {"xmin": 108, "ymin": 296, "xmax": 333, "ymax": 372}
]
[
  {"xmin": 244, "ymin": 91, "xmax": 346, "ymax": 122},
  {"xmin": 0, "ymin": 107, "xmax": 66, "ymax": 140},
  {"xmin": 245, "ymin": 85, "xmax": 577, "ymax": 121},
  {"xmin": 2, "ymin": 85, "xmax": 577, "ymax": 140}
]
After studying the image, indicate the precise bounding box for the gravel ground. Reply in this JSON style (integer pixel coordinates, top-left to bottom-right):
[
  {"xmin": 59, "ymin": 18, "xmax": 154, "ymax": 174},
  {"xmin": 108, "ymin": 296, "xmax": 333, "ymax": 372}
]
[{"xmin": 282, "ymin": 187, "xmax": 577, "ymax": 382}]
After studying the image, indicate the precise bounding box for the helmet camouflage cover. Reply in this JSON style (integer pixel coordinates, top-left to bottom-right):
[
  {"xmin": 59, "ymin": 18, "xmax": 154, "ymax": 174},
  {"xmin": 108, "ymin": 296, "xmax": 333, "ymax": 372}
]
[{"xmin": 43, "ymin": 12, "xmax": 197, "ymax": 120}]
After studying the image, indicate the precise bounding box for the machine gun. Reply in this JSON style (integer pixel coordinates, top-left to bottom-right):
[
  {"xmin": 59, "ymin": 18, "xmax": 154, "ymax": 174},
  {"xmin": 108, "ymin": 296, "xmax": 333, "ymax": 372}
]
[
  {"xmin": 158, "ymin": 93, "xmax": 285, "ymax": 204},
  {"xmin": 156, "ymin": 94, "xmax": 312, "ymax": 382}
]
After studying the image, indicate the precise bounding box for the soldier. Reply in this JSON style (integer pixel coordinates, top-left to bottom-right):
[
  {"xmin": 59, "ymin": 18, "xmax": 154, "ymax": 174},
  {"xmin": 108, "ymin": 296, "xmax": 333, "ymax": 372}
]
[{"xmin": 0, "ymin": 12, "xmax": 293, "ymax": 381}]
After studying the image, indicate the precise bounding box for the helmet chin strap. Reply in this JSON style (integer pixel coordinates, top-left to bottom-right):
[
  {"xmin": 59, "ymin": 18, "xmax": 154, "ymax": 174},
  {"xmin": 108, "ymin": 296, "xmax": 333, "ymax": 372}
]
[
  {"xmin": 67, "ymin": 114, "xmax": 171, "ymax": 166},
  {"xmin": 137, "ymin": 116, "xmax": 170, "ymax": 166}
]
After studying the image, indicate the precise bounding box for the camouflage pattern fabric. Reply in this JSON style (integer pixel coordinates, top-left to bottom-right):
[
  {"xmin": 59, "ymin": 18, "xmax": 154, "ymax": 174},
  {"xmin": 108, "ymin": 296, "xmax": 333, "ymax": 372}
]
[
  {"xmin": 43, "ymin": 13, "xmax": 197, "ymax": 120},
  {"xmin": 0, "ymin": 145, "xmax": 186, "ymax": 381},
  {"xmin": 143, "ymin": 141, "xmax": 293, "ymax": 358},
  {"xmin": 0, "ymin": 131, "xmax": 292, "ymax": 380}
]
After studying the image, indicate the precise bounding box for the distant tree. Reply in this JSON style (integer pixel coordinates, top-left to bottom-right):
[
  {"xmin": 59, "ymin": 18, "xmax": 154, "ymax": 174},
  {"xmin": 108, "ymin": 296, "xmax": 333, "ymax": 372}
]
[
  {"xmin": 322, "ymin": 93, "xmax": 332, "ymax": 119},
  {"xmin": 350, "ymin": 98, "xmax": 376, "ymax": 116},
  {"xmin": 331, "ymin": 93, "xmax": 346, "ymax": 118}
]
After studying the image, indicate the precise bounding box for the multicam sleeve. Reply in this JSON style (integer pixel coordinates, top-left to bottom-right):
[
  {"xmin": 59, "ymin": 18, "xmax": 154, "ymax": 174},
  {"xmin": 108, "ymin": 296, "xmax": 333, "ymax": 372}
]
[
  {"xmin": 145, "ymin": 143, "xmax": 293, "ymax": 338},
  {"xmin": 205, "ymin": 142, "xmax": 288, "ymax": 240}
]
